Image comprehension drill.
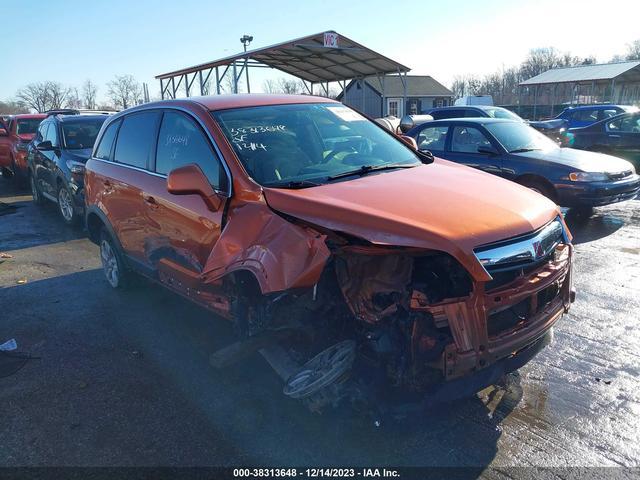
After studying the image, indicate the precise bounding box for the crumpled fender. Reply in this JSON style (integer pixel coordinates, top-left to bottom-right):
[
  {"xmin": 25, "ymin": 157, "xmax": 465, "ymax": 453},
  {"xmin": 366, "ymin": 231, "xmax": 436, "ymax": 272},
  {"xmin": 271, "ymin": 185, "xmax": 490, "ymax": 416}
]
[{"xmin": 200, "ymin": 202, "xmax": 330, "ymax": 294}]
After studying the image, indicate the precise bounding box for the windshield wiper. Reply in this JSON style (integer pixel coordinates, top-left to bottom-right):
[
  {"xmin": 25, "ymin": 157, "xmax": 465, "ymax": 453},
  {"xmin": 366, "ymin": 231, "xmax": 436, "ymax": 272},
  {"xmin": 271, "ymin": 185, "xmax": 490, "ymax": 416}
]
[
  {"xmin": 509, "ymin": 148, "xmax": 541, "ymax": 153},
  {"xmin": 326, "ymin": 163, "xmax": 417, "ymax": 181},
  {"xmin": 263, "ymin": 180, "xmax": 321, "ymax": 189}
]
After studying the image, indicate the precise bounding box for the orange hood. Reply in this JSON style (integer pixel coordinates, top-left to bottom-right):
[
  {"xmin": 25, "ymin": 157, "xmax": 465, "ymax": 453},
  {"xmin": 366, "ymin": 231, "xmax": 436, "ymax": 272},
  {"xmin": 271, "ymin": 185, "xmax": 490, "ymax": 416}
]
[{"xmin": 263, "ymin": 159, "xmax": 560, "ymax": 282}]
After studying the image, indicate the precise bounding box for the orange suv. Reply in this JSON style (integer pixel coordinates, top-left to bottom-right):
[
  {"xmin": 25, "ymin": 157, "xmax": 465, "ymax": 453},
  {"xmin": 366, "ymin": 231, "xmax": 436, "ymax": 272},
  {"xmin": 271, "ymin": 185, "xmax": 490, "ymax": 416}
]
[{"xmin": 85, "ymin": 95, "xmax": 574, "ymax": 414}]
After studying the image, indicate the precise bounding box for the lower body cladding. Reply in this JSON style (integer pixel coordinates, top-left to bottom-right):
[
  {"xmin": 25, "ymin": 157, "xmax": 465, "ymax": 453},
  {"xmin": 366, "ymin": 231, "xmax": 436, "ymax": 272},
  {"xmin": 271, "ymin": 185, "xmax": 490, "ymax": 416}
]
[{"xmin": 208, "ymin": 240, "xmax": 574, "ymax": 418}]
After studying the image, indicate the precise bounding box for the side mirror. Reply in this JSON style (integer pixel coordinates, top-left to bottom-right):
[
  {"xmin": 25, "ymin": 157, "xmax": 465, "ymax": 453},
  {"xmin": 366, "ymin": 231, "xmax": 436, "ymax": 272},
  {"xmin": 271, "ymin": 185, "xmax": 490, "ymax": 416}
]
[
  {"xmin": 37, "ymin": 140, "xmax": 53, "ymax": 151},
  {"xmin": 398, "ymin": 135, "xmax": 418, "ymax": 151},
  {"xmin": 477, "ymin": 145, "xmax": 498, "ymax": 156},
  {"xmin": 167, "ymin": 164, "xmax": 224, "ymax": 211}
]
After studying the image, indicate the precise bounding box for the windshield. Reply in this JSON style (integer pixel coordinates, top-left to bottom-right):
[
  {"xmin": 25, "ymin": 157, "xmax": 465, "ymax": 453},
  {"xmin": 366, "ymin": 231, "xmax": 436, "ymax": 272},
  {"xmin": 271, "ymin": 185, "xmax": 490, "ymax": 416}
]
[
  {"xmin": 485, "ymin": 122, "xmax": 558, "ymax": 152},
  {"xmin": 483, "ymin": 107, "xmax": 522, "ymax": 121},
  {"xmin": 62, "ymin": 118, "xmax": 106, "ymax": 150},
  {"xmin": 212, "ymin": 103, "xmax": 421, "ymax": 187},
  {"xmin": 16, "ymin": 119, "xmax": 42, "ymax": 135}
]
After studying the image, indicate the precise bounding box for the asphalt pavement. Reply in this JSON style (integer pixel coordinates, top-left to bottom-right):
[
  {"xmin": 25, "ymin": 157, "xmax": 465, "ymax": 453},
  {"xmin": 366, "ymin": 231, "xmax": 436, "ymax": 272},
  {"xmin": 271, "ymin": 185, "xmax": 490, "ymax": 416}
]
[{"xmin": 1, "ymin": 178, "xmax": 639, "ymax": 476}]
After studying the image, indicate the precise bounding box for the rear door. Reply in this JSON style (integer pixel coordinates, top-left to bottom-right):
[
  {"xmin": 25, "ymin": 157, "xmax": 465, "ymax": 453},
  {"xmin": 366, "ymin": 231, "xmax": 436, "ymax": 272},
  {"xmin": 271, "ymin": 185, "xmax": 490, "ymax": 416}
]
[
  {"xmin": 445, "ymin": 124, "xmax": 503, "ymax": 175},
  {"xmin": 98, "ymin": 111, "xmax": 162, "ymax": 268},
  {"xmin": 142, "ymin": 109, "xmax": 228, "ymax": 275}
]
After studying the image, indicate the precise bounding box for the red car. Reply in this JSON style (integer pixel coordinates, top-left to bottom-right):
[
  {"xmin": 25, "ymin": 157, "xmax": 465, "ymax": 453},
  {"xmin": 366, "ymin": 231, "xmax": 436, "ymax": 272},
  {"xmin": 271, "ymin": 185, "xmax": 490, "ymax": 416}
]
[{"xmin": 0, "ymin": 114, "xmax": 46, "ymax": 180}]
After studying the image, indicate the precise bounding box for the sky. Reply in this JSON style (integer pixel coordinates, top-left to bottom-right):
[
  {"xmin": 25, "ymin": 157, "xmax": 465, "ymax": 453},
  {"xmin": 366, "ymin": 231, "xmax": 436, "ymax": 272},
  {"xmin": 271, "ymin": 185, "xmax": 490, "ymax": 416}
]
[{"xmin": 1, "ymin": 0, "xmax": 639, "ymax": 103}]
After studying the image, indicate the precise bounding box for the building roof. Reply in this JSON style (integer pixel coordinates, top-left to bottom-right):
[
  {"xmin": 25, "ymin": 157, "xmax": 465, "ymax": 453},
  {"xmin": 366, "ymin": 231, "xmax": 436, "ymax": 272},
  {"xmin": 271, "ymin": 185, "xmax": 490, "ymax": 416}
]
[
  {"xmin": 339, "ymin": 75, "xmax": 453, "ymax": 99},
  {"xmin": 156, "ymin": 31, "xmax": 410, "ymax": 84},
  {"xmin": 520, "ymin": 61, "xmax": 640, "ymax": 86}
]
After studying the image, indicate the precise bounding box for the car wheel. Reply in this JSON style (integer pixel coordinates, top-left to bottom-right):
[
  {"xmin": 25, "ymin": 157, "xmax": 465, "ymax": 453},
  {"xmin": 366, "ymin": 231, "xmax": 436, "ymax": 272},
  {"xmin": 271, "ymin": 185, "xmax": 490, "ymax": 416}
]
[
  {"xmin": 57, "ymin": 184, "xmax": 79, "ymax": 225},
  {"xmin": 30, "ymin": 173, "xmax": 45, "ymax": 205},
  {"xmin": 519, "ymin": 179, "xmax": 557, "ymax": 203},
  {"xmin": 99, "ymin": 228, "xmax": 129, "ymax": 289}
]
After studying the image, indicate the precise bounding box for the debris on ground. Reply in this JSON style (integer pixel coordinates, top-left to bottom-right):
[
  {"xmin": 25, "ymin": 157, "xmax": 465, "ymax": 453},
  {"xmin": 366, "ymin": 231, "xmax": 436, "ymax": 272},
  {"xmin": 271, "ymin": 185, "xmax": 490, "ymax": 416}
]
[
  {"xmin": 16, "ymin": 278, "xmax": 27, "ymax": 284},
  {"xmin": 0, "ymin": 252, "xmax": 12, "ymax": 259}
]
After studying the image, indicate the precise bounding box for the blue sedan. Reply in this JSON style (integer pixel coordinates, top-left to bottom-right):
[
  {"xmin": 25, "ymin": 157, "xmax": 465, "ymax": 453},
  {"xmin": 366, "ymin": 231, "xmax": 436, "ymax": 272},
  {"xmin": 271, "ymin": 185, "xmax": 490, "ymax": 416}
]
[{"xmin": 405, "ymin": 118, "xmax": 640, "ymax": 209}]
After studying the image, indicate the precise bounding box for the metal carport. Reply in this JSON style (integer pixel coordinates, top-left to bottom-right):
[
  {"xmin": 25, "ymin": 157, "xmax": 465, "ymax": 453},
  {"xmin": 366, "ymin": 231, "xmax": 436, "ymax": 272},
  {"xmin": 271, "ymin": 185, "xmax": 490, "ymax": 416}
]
[{"xmin": 155, "ymin": 31, "xmax": 410, "ymax": 112}]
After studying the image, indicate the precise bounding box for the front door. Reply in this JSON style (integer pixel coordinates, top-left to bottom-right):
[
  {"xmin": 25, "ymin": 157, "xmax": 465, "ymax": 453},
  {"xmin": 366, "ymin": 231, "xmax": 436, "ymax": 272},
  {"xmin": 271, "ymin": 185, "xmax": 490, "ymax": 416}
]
[
  {"xmin": 143, "ymin": 110, "xmax": 228, "ymax": 276},
  {"xmin": 446, "ymin": 125, "xmax": 502, "ymax": 175}
]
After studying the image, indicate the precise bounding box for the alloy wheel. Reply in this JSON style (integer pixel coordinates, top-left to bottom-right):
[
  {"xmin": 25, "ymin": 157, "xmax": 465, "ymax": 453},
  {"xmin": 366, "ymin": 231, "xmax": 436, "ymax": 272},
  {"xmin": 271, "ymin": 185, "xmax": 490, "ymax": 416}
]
[
  {"xmin": 58, "ymin": 187, "xmax": 74, "ymax": 222},
  {"xmin": 100, "ymin": 239, "xmax": 120, "ymax": 288}
]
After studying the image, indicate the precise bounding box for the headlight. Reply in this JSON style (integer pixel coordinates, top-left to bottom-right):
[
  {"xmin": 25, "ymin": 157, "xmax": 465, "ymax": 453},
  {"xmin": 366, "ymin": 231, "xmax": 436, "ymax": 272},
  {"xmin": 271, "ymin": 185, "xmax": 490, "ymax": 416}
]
[
  {"xmin": 569, "ymin": 172, "xmax": 608, "ymax": 182},
  {"xmin": 66, "ymin": 160, "xmax": 85, "ymax": 175}
]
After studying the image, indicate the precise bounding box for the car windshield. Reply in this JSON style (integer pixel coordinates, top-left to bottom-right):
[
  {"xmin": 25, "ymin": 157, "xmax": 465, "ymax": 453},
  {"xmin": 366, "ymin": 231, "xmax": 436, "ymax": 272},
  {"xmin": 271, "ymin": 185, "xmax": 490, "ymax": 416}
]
[
  {"xmin": 16, "ymin": 119, "xmax": 42, "ymax": 135},
  {"xmin": 485, "ymin": 121, "xmax": 558, "ymax": 153},
  {"xmin": 62, "ymin": 118, "xmax": 106, "ymax": 150},
  {"xmin": 483, "ymin": 107, "xmax": 522, "ymax": 121},
  {"xmin": 212, "ymin": 103, "xmax": 421, "ymax": 187}
]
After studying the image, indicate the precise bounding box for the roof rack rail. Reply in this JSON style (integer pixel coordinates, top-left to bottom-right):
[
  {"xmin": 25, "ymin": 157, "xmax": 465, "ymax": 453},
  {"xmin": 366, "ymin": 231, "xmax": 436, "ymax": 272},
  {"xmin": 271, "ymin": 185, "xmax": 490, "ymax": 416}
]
[{"xmin": 45, "ymin": 109, "xmax": 80, "ymax": 117}]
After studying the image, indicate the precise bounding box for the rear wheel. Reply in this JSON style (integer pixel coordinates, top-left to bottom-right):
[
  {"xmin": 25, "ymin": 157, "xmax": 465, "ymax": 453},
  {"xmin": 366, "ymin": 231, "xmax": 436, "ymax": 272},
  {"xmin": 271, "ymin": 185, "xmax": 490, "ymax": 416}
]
[
  {"xmin": 30, "ymin": 173, "xmax": 45, "ymax": 205},
  {"xmin": 99, "ymin": 228, "xmax": 129, "ymax": 289}
]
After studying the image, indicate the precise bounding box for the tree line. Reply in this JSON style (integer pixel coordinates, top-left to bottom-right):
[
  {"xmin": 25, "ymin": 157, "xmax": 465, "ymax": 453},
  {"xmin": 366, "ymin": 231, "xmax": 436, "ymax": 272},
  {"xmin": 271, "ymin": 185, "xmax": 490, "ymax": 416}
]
[
  {"xmin": 452, "ymin": 39, "xmax": 640, "ymax": 105},
  {"xmin": 1, "ymin": 75, "xmax": 145, "ymax": 114}
]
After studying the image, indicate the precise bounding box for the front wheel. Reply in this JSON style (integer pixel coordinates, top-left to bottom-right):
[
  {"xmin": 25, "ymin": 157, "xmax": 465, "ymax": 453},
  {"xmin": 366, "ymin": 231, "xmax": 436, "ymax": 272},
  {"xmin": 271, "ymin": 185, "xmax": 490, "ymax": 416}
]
[
  {"xmin": 57, "ymin": 184, "xmax": 79, "ymax": 226},
  {"xmin": 30, "ymin": 173, "xmax": 45, "ymax": 205},
  {"xmin": 518, "ymin": 179, "xmax": 557, "ymax": 203},
  {"xmin": 100, "ymin": 228, "xmax": 129, "ymax": 289}
]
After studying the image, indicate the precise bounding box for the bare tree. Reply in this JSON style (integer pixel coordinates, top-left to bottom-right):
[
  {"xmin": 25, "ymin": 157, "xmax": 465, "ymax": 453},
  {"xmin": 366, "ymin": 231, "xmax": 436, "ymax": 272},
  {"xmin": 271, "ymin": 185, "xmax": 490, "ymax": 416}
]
[
  {"xmin": 0, "ymin": 100, "xmax": 29, "ymax": 115},
  {"xmin": 626, "ymin": 39, "xmax": 640, "ymax": 60},
  {"xmin": 277, "ymin": 78, "xmax": 305, "ymax": 94},
  {"xmin": 16, "ymin": 81, "xmax": 72, "ymax": 112},
  {"xmin": 262, "ymin": 79, "xmax": 279, "ymax": 93},
  {"xmin": 107, "ymin": 75, "xmax": 142, "ymax": 110},
  {"xmin": 82, "ymin": 80, "xmax": 98, "ymax": 109},
  {"xmin": 66, "ymin": 88, "xmax": 82, "ymax": 109}
]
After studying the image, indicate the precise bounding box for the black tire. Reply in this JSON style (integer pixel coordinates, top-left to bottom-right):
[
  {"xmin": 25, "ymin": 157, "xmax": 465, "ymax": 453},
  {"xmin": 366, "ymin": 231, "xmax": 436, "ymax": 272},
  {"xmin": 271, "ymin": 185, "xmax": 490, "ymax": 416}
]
[
  {"xmin": 57, "ymin": 183, "xmax": 80, "ymax": 226},
  {"xmin": 99, "ymin": 228, "xmax": 129, "ymax": 289},
  {"xmin": 29, "ymin": 173, "xmax": 45, "ymax": 205},
  {"xmin": 519, "ymin": 179, "xmax": 557, "ymax": 203}
]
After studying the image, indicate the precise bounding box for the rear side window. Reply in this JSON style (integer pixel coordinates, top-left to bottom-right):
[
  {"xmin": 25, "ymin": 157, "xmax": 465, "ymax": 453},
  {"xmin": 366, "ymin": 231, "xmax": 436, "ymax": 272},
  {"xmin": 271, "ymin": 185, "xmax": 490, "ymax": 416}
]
[
  {"xmin": 95, "ymin": 120, "xmax": 121, "ymax": 161},
  {"xmin": 114, "ymin": 112, "xmax": 160, "ymax": 169},
  {"xmin": 156, "ymin": 111, "xmax": 226, "ymax": 190},
  {"xmin": 572, "ymin": 109, "xmax": 598, "ymax": 122}
]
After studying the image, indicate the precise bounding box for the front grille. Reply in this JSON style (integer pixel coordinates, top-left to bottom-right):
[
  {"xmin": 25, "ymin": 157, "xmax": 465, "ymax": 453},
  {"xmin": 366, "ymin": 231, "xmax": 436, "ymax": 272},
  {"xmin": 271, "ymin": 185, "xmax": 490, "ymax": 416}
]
[{"xmin": 608, "ymin": 170, "xmax": 633, "ymax": 181}]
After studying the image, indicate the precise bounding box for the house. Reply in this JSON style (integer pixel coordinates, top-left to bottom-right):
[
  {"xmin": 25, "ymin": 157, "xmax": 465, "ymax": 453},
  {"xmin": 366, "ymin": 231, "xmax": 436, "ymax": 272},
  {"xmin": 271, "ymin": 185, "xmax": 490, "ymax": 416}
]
[{"xmin": 338, "ymin": 75, "xmax": 454, "ymax": 118}]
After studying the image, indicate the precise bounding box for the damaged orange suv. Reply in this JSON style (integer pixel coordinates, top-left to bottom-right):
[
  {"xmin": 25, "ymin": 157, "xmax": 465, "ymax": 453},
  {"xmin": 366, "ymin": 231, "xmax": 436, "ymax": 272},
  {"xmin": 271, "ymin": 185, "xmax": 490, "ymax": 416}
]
[{"xmin": 85, "ymin": 95, "xmax": 574, "ymax": 415}]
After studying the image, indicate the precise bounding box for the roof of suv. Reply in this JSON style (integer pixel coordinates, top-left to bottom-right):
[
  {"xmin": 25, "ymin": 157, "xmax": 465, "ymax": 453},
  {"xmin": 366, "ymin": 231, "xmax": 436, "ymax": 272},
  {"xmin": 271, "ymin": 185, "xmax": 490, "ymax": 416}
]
[
  {"xmin": 420, "ymin": 117, "xmax": 515, "ymax": 125},
  {"xmin": 143, "ymin": 94, "xmax": 340, "ymax": 112}
]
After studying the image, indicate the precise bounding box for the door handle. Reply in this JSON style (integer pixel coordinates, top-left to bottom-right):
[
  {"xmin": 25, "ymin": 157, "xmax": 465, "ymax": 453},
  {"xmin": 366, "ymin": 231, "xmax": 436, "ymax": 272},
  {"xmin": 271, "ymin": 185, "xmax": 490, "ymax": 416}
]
[{"xmin": 608, "ymin": 134, "xmax": 621, "ymax": 138}]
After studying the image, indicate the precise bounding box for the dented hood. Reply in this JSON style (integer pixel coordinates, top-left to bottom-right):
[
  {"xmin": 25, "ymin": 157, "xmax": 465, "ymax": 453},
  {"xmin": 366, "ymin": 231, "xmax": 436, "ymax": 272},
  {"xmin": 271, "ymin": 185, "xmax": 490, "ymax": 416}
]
[{"xmin": 263, "ymin": 159, "xmax": 560, "ymax": 282}]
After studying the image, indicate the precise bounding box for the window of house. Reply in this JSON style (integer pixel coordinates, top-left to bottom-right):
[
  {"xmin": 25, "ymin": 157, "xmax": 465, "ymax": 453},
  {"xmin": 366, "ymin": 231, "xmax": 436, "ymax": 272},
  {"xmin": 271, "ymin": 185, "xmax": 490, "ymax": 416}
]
[
  {"xmin": 388, "ymin": 100, "xmax": 399, "ymax": 117},
  {"xmin": 156, "ymin": 111, "xmax": 226, "ymax": 190},
  {"xmin": 450, "ymin": 126, "xmax": 492, "ymax": 153},
  {"xmin": 409, "ymin": 100, "xmax": 418, "ymax": 115},
  {"xmin": 114, "ymin": 111, "xmax": 161, "ymax": 169},
  {"xmin": 436, "ymin": 99, "xmax": 444, "ymax": 108}
]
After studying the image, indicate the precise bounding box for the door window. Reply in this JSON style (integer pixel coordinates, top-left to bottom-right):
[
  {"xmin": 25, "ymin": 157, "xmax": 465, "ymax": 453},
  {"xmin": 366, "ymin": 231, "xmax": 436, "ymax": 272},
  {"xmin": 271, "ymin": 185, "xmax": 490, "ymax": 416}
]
[
  {"xmin": 44, "ymin": 122, "xmax": 58, "ymax": 145},
  {"xmin": 607, "ymin": 115, "xmax": 640, "ymax": 133},
  {"xmin": 450, "ymin": 126, "xmax": 492, "ymax": 153},
  {"xmin": 95, "ymin": 120, "xmax": 121, "ymax": 161},
  {"xmin": 156, "ymin": 111, "xmax": 226, "ymax": 190},
  {"xmin": 416, "ymin": 126, "xmax": 448, "ymax": 151},
  {"xmin": 36, "ymin": 123, "xmax": 49, "ymax": 142},
  {"xmin": 572, "ymin": 109, "xmax": 598, "ymax": 122},
  {"xmin": 601, "ymin": 109, "xmax": 619, "ymax": 120},
  {"xmin": 114, "ymin": 112, "xmax": 161, "ymax": 169}
]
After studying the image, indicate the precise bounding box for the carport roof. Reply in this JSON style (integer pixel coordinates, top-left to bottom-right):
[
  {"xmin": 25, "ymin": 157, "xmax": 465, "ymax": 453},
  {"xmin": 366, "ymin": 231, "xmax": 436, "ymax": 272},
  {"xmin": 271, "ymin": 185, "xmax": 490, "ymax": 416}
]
[
  {"xmin": 520, "ymin": 61, "xmax": 640, "ymax": 85},
  {"xmin": 155, "ymin": 31, "xmax": 411, "ymax": 83}
]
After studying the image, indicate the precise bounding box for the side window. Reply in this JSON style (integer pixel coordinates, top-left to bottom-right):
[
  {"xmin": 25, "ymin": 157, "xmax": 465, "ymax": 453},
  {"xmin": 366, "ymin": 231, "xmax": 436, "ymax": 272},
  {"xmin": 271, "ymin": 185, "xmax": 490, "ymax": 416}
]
[
  {"xmin": 435, "ymin": 109, "xmax": 463, "ymax": 120},
  {"xmin": 450, "ymin": 126, "xmax": 492, "ymax": 153},
  {"xmin": 114, "ymin": 112, "xmax": 160, "ymax": 169},
  {"xmin": 95, "ymin": 120, "xmax": 121, "ymax": 161},
  {"xmin": 601, "ymin": 109, "xmax": 619, "ymax": 120},
  {"xmin": 573, "ymin": 109, "xmax": 598, "ymax": 122},
  {"xmin": 44, "ymin": 122, "xmax": 58, "ymax": 145},
  {"xmin": 156, "ymin": 111, "xmax": 226, "ymax": 190},
  {"xmin": 36, "ymin": 123, "xmax": 49, "ymax": 142},
  {"xmin": 416, "ymin": 126, "xmax": 448, "ymax": 152}
]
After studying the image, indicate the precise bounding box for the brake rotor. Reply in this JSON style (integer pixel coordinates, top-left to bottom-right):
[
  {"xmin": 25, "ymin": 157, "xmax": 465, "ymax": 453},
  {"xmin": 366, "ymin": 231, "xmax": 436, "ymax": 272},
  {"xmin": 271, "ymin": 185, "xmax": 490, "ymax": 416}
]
[{"xmin": 283, "ymin": 340, "xmax": 356, "ymax": 399}]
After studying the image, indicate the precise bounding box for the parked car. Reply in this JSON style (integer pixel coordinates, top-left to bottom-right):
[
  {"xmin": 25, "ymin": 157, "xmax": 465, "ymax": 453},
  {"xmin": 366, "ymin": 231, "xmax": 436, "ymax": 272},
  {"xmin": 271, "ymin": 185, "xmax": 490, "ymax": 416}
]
[
  {"xmin": 27, "ymin": 112, "xmax": 107, "ymax": 225},
  {"xmin": 562, "ymin": 111, "xmax": 640, "ymax": 171},
  {"xmin": 418, "ymin": 106, "xmax": 568, "ymax": 142},
  {"xmin": 405, "ymin": 118, "xmax": 639, "ymax": 211},
  {"xmin": 554, "ymin": 104, "xmax": 637, "ymax": 129},
  {"xmin": 0, "ymin": 113, "xmax": 46, "ymax": 180},
  {"xmin": 84, "ymin": 95, "xmax": 574, "ymax": 414}
]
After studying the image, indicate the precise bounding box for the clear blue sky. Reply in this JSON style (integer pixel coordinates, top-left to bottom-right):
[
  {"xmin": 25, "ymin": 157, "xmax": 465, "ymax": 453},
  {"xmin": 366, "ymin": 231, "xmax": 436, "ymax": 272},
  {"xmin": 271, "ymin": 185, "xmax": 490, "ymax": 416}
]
[{"xmin": 1, "ymin": 0, "xmax": 638, "ymax": 103}]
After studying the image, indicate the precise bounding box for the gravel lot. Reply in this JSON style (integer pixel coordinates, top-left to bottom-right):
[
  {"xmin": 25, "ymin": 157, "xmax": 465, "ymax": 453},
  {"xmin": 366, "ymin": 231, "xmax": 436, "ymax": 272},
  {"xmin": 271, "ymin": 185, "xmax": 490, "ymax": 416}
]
[{"xmin": 1, "ymin": 178, "xmax": 639, "ymax": 475}]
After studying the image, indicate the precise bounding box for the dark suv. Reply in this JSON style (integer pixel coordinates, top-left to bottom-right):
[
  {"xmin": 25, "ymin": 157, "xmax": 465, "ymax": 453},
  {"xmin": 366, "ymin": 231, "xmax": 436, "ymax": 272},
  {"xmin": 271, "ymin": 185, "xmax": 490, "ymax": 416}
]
[{"xmin": 27, "ymin": 112, "xmax": 108, "ymax": 225}]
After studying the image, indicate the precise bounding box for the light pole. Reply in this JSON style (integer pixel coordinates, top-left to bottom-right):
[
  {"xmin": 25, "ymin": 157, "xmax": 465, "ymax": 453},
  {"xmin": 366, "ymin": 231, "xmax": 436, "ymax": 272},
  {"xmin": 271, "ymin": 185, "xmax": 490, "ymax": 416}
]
[{"xmin": 240, "ymin": 35, "xmax": 253, "ymax": 93}]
